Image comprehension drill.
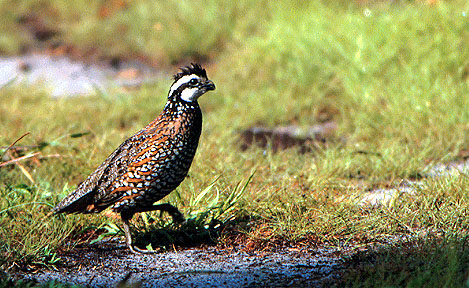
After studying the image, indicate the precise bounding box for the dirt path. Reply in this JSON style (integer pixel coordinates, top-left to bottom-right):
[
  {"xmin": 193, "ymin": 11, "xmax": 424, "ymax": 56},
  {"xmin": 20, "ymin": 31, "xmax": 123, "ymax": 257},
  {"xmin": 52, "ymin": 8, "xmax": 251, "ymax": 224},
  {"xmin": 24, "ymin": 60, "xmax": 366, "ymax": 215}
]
[
  {"xmin": 13, "ymin": 241, "xmax": 343, "ymax": 287},
  {"xmin": 0, "ymin": 53, "xmax": 163, "ymax": 96}
]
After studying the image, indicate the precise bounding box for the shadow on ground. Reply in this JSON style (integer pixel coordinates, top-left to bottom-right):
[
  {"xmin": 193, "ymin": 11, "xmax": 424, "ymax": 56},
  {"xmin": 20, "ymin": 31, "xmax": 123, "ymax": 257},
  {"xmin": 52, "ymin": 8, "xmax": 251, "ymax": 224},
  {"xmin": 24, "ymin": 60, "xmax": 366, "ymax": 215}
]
[
  {"xmin": 8, "ymin": 234, "xmax": 468, "ymax": 287},
  {"xmin": 130, "ymin": 217, "xmax": 229, "ymax": 252},
  {"xmin": 6, "ymin": 216, "xmax": 345, "ymax": 287},
  {"xmin": 12, "ymin": 242, "xmax": 343, "ymax": 287}
]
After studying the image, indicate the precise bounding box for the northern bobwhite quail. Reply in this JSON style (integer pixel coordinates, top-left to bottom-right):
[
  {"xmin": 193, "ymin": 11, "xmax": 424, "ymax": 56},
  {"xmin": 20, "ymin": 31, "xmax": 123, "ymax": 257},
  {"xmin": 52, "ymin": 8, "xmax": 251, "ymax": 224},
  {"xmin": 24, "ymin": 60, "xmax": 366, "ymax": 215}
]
[{"xmin": 53, "ymin": 63, "xmax": 215, "ymax": 254}]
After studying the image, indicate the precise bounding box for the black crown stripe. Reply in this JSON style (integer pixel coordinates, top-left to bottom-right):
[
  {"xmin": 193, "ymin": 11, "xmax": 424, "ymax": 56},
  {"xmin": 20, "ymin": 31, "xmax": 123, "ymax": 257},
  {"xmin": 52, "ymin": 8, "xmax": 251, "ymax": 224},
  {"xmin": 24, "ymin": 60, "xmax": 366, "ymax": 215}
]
[{"xmin": 174, "ymin": 63, "xmax": 207, "ymax": 81}]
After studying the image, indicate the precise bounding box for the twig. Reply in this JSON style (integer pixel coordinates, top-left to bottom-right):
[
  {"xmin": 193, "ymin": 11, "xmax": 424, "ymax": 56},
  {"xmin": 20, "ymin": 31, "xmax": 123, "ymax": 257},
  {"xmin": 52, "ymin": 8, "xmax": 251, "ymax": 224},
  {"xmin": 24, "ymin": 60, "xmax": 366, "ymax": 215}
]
[
  {"xmin": 5, "ymin": 150, "xmax": 36, "ymax": 184},
  {"xmin": 0, "ymin": 152, "xmax": 41, "ymax": 167},
  {"xmin": 0, "ymin": 144, "xmax": 40, "ymax": 151},
  {"xmin": 38, "ymin": 153, "xmax": 63, "ymax": 159},
  {"xmin": 0, "ymin": 132, "xmax": 30, "ymax": 159}
]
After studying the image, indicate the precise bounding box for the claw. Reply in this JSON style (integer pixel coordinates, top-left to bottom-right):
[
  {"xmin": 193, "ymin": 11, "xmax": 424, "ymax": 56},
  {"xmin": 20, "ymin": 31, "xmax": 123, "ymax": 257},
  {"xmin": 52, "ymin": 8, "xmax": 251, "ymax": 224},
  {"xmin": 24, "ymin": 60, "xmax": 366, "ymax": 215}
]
[{"xmin": 128, "ymin": 244, "xmax": 160, "ymax": 254}]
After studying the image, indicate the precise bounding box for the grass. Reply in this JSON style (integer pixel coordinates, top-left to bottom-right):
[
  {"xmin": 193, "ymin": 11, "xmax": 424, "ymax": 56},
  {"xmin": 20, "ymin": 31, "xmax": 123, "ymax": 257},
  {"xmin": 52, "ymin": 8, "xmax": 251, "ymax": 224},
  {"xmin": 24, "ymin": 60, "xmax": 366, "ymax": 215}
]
[
  {"xmin": 1, "ymin": 0, "xmax": 468, "ymax": 287},
  {"xmin": 0, "ymin": 0, "xmax": 269, "ymax": 65},
  {"xmin": 337, "ymin": 236, "xmax": 469, "ymax": 288}
]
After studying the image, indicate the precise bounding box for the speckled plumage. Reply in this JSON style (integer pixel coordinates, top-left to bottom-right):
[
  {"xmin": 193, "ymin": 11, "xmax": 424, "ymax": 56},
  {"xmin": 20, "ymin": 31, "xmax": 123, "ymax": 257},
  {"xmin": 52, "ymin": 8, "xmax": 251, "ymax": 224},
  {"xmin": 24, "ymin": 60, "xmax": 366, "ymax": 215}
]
[{"xmin": 53, "ymin": 63, "xmax": 215, "ymax": 253}]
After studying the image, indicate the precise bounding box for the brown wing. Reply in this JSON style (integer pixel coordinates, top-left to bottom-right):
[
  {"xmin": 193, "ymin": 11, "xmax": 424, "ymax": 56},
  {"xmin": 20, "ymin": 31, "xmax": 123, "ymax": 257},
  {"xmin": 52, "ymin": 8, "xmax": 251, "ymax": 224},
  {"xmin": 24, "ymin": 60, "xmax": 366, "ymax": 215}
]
[
  {"xmin": 53, "ymin": 129, "xmax": 146, "ymax": 214},
  {"xmin": 91, "ymin": 130, "xmax": 174, "ymax": 210}
]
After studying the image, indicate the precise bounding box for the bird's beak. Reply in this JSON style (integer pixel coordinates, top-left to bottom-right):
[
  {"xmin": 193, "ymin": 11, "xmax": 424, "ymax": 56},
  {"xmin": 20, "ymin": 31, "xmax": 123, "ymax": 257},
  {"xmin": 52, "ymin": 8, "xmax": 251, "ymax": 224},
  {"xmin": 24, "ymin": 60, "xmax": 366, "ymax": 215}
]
[{"xmin": 204, "ymin": 80, "xmax": 216, "ymax": 91}]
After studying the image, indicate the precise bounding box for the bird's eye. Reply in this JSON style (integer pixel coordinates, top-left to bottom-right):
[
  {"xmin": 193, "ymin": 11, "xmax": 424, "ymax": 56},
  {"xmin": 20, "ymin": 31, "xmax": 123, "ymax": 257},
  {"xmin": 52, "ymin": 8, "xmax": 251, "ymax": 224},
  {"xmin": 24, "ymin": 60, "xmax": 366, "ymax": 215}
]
[{"xmin": 189, "ymin": 78, "xmax": 198, "ymax": 85}]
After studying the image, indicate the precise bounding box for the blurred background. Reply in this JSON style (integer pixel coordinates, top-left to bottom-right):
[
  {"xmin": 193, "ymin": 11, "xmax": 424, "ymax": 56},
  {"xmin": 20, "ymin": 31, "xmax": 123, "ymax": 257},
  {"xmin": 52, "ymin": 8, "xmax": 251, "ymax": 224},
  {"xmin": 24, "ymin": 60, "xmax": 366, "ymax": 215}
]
[{"xmin": 0, "ymin": 0, "xmax": 468, "ymax": 286}]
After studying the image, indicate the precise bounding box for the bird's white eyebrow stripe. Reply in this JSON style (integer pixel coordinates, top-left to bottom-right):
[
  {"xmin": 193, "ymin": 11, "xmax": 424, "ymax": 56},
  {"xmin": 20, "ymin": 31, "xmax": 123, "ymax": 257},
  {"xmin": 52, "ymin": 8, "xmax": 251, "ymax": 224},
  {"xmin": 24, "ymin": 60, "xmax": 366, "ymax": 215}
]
[{"xmin": 169, "ymin": 75, "xmax": 200, "ymax": 95}]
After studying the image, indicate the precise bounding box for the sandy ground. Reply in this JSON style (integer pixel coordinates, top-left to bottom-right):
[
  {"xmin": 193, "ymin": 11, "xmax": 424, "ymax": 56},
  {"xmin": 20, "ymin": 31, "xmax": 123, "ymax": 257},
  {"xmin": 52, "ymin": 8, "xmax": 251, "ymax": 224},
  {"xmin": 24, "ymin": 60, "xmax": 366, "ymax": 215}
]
[{"xmin": 13, "ymin": 241, "xmax": 344, "ymax": 288}]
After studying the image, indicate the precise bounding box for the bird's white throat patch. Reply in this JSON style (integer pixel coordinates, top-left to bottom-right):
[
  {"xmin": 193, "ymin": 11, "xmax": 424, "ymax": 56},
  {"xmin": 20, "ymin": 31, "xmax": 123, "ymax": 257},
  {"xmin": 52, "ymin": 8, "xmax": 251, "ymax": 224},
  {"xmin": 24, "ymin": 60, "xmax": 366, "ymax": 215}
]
[{"xmin": 180, "ymin": 87, "xmax": 200, "ymax": 102}]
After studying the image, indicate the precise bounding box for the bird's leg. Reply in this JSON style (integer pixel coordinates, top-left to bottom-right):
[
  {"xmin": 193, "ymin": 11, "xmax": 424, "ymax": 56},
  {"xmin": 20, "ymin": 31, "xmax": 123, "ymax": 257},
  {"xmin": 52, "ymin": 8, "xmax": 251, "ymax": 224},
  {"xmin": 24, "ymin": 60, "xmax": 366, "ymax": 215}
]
[
  {"xmin": 121, "ymin": 211, "xmax": 160, "ymax": 254},
  {"xmin": 122, "ymin": 217, "xmax": 139, "ymax": 254},
  {"xmin": 131, "ymin": 203, "xmax": 185, "ymax": 223},
  {"xmin": 158, "ymin": 203, "xmax": 185, "ymax": 223},
  {"xmin": 120, "ymin": 204, "xmax": 184, "ymax": 254}
]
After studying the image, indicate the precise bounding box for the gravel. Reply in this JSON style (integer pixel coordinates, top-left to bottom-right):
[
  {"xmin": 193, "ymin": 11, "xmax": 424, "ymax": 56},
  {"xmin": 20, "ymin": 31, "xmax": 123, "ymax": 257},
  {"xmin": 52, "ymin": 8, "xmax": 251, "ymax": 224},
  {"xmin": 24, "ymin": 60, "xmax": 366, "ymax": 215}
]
[{"xmin": 14, "ymin": 243, "xmax": 343, "ymax": 288}]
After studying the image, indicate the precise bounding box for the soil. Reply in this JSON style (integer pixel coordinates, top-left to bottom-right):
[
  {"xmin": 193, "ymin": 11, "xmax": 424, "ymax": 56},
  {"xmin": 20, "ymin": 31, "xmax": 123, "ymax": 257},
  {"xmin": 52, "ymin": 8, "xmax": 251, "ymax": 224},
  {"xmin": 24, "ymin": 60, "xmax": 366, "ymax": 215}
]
[
  {"xmin": 239, "ymin": 122, "xmax": 338, "ymax": 153},
  {"xmin": 12, "ymin": 240, "xmax": 344, "ymax": 288}
]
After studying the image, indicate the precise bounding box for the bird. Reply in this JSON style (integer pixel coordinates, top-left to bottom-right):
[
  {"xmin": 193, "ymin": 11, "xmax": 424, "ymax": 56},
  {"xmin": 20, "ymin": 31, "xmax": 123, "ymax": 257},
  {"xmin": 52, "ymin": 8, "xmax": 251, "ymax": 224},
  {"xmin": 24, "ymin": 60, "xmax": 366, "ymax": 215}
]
[{"xmin": 53, "ymin": 63, "xmax": 215, "ymax": 254}]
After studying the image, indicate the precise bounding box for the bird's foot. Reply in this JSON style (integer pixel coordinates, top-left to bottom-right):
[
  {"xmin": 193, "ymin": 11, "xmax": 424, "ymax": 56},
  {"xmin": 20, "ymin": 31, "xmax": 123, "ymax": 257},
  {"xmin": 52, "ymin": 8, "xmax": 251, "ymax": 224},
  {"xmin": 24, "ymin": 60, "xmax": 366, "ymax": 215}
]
[
  {"xmin": 171, "ymin": 210, "xmax": 185, "ymax": 224},
  {"xmin": 128, "ymin": 244, "xmax": 161, "ymax": 254}
]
